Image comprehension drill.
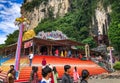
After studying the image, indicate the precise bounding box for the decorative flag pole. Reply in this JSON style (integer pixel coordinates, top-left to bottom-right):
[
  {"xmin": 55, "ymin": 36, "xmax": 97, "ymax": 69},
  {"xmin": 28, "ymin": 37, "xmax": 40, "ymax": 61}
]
[
  {"xmin": 14, "ymin": 16, "xmax": 29, "ymax": 79},
  {"xmin": 107, "ymin": 46, "xmax": 114, "ymax": 70},
  {"xmin": 109, "ymin": 46, "xmax": 113, "ymax": 69}
]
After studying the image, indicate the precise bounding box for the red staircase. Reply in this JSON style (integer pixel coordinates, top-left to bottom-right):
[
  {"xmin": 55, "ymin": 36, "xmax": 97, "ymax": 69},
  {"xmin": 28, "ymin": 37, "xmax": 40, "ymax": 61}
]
[
  {"xmin": 0, "ymin": 56, "xmax": 28, "ymax": 82},
  {"xmin": 19, "ymin": 67, "xmax": 42, "ymax": 80},
  {"xmin": 0, "ymin": 72, "xmax": 7, "ymax": 82},
  {"xmin": 19, "ymin": 55, "xmax": 107, "ymax": 81}
]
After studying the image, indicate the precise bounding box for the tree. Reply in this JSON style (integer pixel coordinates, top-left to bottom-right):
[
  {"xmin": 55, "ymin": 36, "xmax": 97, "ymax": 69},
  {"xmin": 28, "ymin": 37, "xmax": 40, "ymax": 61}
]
[
  {"xmin": 82, "ymin": 37, "xmax": 97, "ymax": 48},
  {"xmin": 0, "ymin": 44, "xmax": 5, "ymax": 49},
  {"xmin": 108, "ymin": 0, "xmax": 120, "ymax": 55},
  {"xmin": 5, "ymin": 30, "xmax": 19, "ymax": 45}
]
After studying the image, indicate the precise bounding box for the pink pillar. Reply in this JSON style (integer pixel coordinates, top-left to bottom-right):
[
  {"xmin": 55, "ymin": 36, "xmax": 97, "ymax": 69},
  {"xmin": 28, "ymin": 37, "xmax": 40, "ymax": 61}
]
[{"xmin": 14, "ymin": 23, "xmax": 24, "ymax": 79}]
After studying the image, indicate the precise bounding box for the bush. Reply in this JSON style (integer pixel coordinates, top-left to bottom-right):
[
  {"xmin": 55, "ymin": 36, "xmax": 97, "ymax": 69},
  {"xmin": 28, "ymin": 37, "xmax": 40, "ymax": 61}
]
[
  {"xmin": 22, "ymin": 0, "xmax": 48, "ymax": 11},
  {"xmin": 82, "ymin": 37, "xmax": 97, "ymax": 48},
  {"xmin": 113, "ymin": 62, "xmax": 120, "ymax": 70}
]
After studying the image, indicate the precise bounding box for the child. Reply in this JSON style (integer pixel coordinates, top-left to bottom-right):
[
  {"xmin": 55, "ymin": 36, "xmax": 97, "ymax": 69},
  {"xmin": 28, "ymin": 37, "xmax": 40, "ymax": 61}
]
[{"xmin": 73, "ymin": 67, "xmax": 79, "ymax": 83}]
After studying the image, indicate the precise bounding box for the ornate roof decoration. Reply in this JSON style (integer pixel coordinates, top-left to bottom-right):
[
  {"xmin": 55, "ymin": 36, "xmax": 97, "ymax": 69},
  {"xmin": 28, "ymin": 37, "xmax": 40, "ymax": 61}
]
[{"xmin": 36, "ymin": 30, "xmax": 68, "ymax": 40}]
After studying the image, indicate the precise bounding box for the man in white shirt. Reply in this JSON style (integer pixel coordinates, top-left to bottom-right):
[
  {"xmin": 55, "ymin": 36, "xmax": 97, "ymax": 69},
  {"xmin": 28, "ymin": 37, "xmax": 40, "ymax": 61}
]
[{"xmin": 29, "ymin": 52, "xmax": 34, "ymax": 66}]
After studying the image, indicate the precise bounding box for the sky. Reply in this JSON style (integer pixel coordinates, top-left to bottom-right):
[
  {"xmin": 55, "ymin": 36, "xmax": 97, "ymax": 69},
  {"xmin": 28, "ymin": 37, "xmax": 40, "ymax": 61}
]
[{"xmin": 0, "ymin": 0, "xmax": 23, "ymax": 44}]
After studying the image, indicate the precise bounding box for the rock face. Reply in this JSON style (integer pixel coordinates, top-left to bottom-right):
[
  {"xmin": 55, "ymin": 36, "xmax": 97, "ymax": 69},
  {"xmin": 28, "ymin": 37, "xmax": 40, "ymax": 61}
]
[
  {"xmin": 92, "ymin": 44, "xmax": 107, "ymax": 55},
  {"xmin": 90, "ymin": 1, "xmax": 111, "ymax": 50},
  {"xmin": 22, "ymin": 0, "xmax": 112, "ymax": 37},
  {"xmin": 91, "ymin": 2, "xmax": 111, "ymax": 36},
  {"xmin": 21, "ymin": 0, "xmax": 70, "ymax": 30}
]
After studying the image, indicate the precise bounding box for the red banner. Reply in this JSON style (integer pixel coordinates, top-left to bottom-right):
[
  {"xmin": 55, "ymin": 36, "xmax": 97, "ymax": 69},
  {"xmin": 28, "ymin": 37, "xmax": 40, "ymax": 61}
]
[{"xmin": 24, "ymin": 40, "xmax": 33, "ymax": 48}]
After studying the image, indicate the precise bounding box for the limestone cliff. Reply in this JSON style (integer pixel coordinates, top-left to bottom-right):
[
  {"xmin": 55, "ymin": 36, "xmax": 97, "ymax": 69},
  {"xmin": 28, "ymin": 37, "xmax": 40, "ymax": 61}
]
[
  {"xmin": 21, "ymin": 0, "xmax": 70, "ymax": 30},
  {"xmin": 91, "ymin": 1, "xmax": 112, "ymax": 36},
  {"xmin": 22, "ymin": 0, "xmax": 111, "ymax": 36}
]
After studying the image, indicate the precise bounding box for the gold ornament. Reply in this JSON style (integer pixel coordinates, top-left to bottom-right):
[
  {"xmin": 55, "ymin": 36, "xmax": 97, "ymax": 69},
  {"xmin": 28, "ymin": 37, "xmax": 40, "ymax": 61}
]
[{"xmin": 15, "ymin": 17, "xmax": 29, "ymax": 24}]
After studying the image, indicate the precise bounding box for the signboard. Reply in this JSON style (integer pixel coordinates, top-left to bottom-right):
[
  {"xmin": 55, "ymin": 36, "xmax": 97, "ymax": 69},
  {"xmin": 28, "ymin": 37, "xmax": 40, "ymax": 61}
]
[{"xmin": 24, "ymin": 40, "xmax": 33, "ymax": 48}]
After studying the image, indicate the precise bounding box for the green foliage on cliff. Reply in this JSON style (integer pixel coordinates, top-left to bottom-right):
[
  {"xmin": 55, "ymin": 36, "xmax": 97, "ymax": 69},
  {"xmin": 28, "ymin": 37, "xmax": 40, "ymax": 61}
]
[
  {"xmin": 108, "ymin": 0, "xmax": 120, "ymax": 54},
  {"xmin": 35, "ymin": 0, "xmax": 96, "ymax": 48},
  {"xmin": 22, "ymin": 0, "xmax": 48, "ymax": 11},
  {"xmin": 82, "ymin": 37, "xmax": 97, "ymax": 48}
]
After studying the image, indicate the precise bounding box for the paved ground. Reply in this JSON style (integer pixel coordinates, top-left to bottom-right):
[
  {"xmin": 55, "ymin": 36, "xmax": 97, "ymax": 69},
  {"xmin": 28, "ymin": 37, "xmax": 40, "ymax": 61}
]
[
  {"xmin": 58, "ymin": 79, "xmax": 120, "ymax": 83},
  {"xmin": 88, "ymin": 79, "xmax": 120, "ymax": 83}
]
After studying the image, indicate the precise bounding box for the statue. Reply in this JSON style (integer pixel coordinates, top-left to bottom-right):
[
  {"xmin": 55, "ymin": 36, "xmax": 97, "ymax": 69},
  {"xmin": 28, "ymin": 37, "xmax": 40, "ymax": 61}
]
[
  {"xmin": 85, "ymin": 44, "xmax": 90, "ymax": 58},
  {"xmin": 23, "ymin": 29, "xmax": 36, "ymax": 41}
]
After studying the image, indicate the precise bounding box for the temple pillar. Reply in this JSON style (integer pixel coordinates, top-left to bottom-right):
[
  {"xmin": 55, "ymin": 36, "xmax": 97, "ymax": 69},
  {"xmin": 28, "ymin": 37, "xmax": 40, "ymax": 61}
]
[
  {"xmin": 39, "ymin": 46, "xmax": 41, "ymax": 55},
  {"xmin": 50, "ymin": 45, "xmax": 52, "ymax": 55},
  {"xmin": 29, "ymin": 47, "xmax": 31, "ymax": 53},
  {"xmin": 47, "ymin": 46, "xmax": 49, "ymax": 55}
]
